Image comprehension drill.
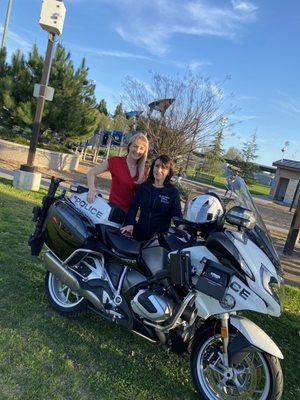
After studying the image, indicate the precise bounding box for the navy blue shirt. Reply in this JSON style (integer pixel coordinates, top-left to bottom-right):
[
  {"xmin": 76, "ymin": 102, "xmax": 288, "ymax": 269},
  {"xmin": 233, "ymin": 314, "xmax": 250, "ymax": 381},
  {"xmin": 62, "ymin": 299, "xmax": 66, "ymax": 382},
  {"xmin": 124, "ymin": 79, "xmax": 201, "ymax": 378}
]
[{"xmin": 126, "ymin": 182, "xmax": 182, "ymax": 241}]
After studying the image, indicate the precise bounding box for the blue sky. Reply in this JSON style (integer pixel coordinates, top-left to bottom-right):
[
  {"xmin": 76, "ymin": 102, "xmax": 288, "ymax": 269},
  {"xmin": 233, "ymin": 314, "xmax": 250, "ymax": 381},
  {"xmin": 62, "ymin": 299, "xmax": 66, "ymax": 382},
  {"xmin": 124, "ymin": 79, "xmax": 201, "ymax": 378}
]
[{"xmin": 1, "ymin": 0, "xmax": 300, "ymax": 166}]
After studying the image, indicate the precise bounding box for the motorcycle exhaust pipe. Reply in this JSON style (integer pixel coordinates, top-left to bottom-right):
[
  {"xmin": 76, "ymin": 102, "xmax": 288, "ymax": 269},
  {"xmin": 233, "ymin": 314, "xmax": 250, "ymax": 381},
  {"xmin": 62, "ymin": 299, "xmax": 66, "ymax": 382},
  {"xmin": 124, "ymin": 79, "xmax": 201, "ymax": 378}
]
[{"xmin": 44, "ymin": 251, "xmax": 104, "ymax": 311}]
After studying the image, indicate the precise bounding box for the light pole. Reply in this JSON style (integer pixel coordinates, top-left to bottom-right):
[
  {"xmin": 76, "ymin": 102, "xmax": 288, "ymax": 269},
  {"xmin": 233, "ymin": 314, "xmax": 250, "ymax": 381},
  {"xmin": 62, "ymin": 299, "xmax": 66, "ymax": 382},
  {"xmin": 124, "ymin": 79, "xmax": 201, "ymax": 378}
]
[
  {"xmin": 280, "ymin": 141, "xmax": 290, "ymax": 162},
  {"xmin": 147, "ymin": 98, "xmax": 175, "ymax": 156},
  {"xmin": 1, "ymin": 0, "xmax": 13, "ymax": 50},
  {"xmin": 13, "ymin": 0, "xmax": 66, "ymax": 191},
  {"xmin": 283, "ymin": 194, "xmax": 300, "ymax": 255},
  {"xmin": 147, "ymin": 98, "xmax": 175, "ymax": 133}
]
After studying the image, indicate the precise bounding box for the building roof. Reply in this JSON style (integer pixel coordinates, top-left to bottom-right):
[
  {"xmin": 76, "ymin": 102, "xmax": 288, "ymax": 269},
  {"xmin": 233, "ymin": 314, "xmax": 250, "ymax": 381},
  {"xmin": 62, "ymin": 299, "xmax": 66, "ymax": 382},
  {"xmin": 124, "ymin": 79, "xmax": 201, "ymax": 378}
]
[{"xmin": 273, "ymin": 159, "xmax": 300, "ymax": 172}]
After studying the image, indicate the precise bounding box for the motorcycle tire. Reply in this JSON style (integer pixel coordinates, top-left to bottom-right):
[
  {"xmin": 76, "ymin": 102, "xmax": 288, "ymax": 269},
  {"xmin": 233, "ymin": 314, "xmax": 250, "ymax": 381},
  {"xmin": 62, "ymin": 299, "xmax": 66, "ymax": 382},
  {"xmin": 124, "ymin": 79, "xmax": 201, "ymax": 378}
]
[
  {"xmin": 45, "ymin": 271, "xmax": 87, "ymax": 317},
  {"xmin": 190, "ymin": 328, "xmax": 283, "ymax": 400}
]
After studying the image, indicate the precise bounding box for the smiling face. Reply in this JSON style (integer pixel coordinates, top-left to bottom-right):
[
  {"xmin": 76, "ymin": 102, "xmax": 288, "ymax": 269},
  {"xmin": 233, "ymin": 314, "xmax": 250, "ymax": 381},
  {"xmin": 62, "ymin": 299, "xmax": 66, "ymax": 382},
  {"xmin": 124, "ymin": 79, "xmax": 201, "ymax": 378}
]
[
  {"xmin": 153, "ymin": 160, "xmax": 170, "ymax": 183},
  {"xmin": 128, "ymin": 139, "xmax": 146, "ymax": 161}
]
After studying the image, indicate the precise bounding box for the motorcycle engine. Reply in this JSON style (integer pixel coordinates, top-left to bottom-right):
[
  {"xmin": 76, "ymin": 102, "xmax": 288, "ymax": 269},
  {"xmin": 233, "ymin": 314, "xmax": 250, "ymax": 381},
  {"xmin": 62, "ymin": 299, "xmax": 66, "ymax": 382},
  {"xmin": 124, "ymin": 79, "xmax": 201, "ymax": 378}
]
[{"xmin": 131, "ymin": 289, "xmax": 174, "ymax": 323}]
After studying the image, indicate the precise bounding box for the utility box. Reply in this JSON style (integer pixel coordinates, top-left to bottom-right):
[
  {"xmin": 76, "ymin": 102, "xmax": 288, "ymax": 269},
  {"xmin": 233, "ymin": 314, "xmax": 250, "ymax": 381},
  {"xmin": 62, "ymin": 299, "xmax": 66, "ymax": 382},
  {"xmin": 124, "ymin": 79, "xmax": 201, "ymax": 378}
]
[{"xmin": 39, "ymin": 0, "xmax": 66, "ymax": 36}]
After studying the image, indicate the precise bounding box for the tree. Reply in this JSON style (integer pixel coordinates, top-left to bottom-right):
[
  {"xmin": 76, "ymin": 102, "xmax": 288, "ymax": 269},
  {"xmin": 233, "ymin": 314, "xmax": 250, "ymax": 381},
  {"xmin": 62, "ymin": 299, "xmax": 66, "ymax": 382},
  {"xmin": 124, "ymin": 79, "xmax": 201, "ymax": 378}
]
[
  {"xmin": 112, "ymin": 113, "xmax": 129, "ymax": 132},
  {"xmin": 98, "ymin": 112, "xmax": 112, "ymax": 131},
  {"xmin": 97, "ymin": 99, "xmax": 108, "ymax": 116},
  {"xmin": 242, "ymin": 132, "xmax": 258, "ymax": 162},
  {"xmin": 203, "ymin": 130, "xmax": 224, "ymax": 174},
  {"xmin": 122, "ymin": 71, "xmax": 234, "ymax": 160},
  {"xmin": 240, "ymin": 132, "xmax": 259, "ymax": 182},
  {"xmin": 0, "ymin": 44, "xmax": 99, "ymax": 142},
  {"xmin": 113, "ymin": 102, "xmax": 124, "ymax": 118},
  {"xmin": 224, "ymin": 146, "xmax": 243, "ymax": 161}
]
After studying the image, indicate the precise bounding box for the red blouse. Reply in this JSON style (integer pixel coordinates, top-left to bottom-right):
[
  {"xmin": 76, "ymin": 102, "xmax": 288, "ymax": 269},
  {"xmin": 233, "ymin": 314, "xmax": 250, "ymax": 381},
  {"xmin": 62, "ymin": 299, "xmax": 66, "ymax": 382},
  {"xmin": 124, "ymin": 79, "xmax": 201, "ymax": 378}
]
[{"xmin": 108, "ymin": 156, "xmax": 142, "ymax": 212}]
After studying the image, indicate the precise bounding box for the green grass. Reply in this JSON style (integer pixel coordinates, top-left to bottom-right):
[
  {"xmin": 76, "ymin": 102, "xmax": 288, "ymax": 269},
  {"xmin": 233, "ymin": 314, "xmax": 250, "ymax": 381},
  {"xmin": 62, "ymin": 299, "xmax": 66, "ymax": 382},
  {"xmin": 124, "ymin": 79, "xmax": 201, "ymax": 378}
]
[
  {"xmin": 187, "ymin": 173, "xmax": 271, "ymax": 197},
  {"xmin": 0, "ymin": 177, "xmax": 299, "ymax": 400}
]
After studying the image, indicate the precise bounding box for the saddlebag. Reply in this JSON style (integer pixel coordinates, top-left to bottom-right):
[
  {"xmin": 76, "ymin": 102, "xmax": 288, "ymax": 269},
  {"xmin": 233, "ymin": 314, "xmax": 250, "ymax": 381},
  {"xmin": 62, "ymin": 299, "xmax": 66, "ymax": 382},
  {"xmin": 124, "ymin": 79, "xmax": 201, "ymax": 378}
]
[{"xmin": 196, "ymin": 260, "xmax": 234, "ymax": 300}]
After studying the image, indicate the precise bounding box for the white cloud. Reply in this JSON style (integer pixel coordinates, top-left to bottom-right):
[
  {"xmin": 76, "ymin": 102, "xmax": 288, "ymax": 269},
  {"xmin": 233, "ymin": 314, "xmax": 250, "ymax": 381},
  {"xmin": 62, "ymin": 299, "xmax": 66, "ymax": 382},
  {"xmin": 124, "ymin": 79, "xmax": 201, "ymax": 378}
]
[
  {"xmin": 67, "ymin": 42, "xmax": 156, "ymax": 61},
  {"xmin": 209, "ymin": 83, "xmax": 224, "ymax": 99},
  {"xmin": 170, "ymin": 59, "xmax": 211, "ymax": 71},
  {"xmin": 273, "ymin": 93, "xmax": 300, "ymax": 116},
  {"xmin": 189, "ymin": 60, "xmax": 212, "ymax": 71},
  {"xmin": 274, "ymin": 100, "xmax": 300, "ymax": 115},
  {"xmin": 68, "ymin": 41, "xmax": 210, "ymax": 73},
  {"xmin": 110, "ymin": 0, "xmax": 258, "ymax": 55},
  {"xmin": 231, "ymin": 0, "xmax": 258, "ymax": 12},
  {"xmin": 0, "ymin": 25, "xmax": 32, "ymax": 52},
  {"xmin": 231, "ymin": 114, "xmax": 258, "ymax": 121}
]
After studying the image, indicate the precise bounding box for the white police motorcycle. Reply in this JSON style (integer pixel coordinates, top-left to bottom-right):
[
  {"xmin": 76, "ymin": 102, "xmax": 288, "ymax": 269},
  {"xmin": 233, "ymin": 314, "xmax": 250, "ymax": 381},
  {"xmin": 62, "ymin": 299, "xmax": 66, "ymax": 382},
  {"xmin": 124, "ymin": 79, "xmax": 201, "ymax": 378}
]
[{"xmin": 29, "ymin": 173, "xmax": 284, "ymax": 400}]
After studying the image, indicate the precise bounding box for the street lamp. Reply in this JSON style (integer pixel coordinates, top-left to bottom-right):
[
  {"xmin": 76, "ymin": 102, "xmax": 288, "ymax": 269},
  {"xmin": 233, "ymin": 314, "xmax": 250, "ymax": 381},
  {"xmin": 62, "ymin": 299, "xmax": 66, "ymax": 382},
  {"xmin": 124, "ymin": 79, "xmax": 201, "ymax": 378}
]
[
  {"xmin": 14, "ymin": 0, "xmax": 66, "ymax": 191},
  {"xmin": 147, "ymin": 98, "xmax": 175, "ymax": 133},
  {"xmin": 280, "ymin": 141, "xmax": 290, "ymax": 162},
  {"xmin": 148, "ymin": 98, "xmax": 175, "ymax": 115}
]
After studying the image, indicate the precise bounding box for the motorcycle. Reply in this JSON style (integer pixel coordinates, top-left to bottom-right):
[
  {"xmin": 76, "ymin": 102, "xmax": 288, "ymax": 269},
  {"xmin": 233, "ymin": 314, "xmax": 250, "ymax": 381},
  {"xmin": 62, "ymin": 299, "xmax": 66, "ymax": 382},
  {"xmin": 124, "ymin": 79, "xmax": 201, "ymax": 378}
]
[{"xmin": 29, "ymin": 174, "xmax": 284, "ymax": 400}]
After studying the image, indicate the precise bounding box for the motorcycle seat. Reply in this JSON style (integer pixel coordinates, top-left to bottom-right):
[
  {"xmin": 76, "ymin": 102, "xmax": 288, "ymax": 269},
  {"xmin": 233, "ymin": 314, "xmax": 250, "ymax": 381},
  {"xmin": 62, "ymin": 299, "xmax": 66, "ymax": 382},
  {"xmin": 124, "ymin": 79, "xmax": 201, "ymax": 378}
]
[{"xmin": 104, "ymin": 227, "xmax": 142, "ymax": 258}]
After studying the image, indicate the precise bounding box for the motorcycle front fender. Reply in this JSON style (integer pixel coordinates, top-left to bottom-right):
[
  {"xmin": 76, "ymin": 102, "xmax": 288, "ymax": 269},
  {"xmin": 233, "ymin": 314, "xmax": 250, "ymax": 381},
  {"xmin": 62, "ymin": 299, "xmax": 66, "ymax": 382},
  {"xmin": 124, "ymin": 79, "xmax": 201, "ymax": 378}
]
[{"xmin": 228, "ymin": 315, "xmax": 283, "ymax": 366}]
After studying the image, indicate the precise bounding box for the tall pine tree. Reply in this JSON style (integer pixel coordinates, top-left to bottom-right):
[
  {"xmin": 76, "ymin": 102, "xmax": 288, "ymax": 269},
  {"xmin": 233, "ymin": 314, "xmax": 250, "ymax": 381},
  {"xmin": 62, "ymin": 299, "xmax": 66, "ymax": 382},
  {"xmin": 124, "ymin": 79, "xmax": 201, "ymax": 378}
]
[
  {"xmin": 97, "ymin": 99, "xmax": 108, "ymax": 116},
  {"xmin": 240, "ymin": 132, "xmax": 259, "ymax": 182},
  {"xmin": 113, "ymin": 102, "xmax": 124, "ymax": 118},
  {"xmin": 203, "ymin": 130, "xmax": 224, "ymax": 174},
  {"xmin": 0, "ymin": 44, "xmax": 99, "ymax": 142}
]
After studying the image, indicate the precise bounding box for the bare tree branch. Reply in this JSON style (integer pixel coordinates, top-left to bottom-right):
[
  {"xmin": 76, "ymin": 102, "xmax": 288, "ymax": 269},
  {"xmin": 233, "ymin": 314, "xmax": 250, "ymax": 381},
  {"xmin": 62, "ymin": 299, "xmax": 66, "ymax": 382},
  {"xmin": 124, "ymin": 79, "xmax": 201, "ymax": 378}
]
[{"xmin": 122, "ymin": 71, "xmax": 236, "ymax": 161}]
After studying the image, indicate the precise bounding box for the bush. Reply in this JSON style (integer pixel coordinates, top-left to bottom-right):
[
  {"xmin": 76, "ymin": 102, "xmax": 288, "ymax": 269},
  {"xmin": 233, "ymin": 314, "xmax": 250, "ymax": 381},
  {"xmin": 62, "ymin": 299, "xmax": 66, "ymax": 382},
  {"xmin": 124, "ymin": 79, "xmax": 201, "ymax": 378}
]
[{"xmin": 0, "ymin": 129, "xmax": 72, "ymax": 154}]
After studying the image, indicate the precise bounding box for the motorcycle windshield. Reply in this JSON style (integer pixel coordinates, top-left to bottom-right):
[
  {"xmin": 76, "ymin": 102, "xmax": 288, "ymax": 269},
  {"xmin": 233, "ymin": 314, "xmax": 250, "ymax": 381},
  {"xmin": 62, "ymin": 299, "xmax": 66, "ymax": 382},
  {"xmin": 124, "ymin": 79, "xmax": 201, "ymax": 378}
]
[{"xmin": 226, "ymin": 172, "xmax": 282, "ymax": 271}]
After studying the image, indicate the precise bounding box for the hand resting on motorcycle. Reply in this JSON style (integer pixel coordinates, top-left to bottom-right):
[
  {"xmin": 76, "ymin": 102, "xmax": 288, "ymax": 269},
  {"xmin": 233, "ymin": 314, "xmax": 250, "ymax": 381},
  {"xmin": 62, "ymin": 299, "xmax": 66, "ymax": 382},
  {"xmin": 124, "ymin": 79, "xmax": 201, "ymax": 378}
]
[{"xmin": 120, "ymin": 224, "xmax": 134, "ymax": 237}]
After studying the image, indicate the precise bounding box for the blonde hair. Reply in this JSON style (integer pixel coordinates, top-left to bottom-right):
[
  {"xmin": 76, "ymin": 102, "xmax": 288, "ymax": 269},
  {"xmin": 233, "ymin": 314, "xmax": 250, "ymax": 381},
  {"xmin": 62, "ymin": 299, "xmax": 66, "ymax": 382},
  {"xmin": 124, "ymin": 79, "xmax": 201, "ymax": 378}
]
[{"xmin": 127, "ymin": 133, "xmax": 149, "ymax": 184}]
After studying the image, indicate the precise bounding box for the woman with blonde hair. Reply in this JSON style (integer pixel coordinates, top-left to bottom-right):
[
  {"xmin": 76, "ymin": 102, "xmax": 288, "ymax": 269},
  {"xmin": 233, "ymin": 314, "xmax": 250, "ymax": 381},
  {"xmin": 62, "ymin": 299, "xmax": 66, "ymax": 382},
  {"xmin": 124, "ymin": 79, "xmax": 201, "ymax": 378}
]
[{"xmin": 86, "ymin": 133, "xmax": 149, "ymax": 212}]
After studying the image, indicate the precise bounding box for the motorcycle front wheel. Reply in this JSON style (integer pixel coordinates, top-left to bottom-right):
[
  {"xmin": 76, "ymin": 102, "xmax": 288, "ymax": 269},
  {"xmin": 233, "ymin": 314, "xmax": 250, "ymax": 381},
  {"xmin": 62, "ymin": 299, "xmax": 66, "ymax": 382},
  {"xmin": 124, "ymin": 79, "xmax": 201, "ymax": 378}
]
[
  {"xmin": 45, "ymin": 271, "xmax": 87, "ymax": 316},
  {"xmin": 190, "ymin": 329, "xmax": 283, "ymax": 400}
]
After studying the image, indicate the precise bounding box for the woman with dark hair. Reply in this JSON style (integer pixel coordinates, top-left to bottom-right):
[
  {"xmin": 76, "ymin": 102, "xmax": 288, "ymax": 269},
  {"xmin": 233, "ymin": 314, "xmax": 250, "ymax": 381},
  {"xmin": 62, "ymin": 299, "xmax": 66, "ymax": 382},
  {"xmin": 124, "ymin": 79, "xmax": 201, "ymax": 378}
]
[{"xmin": 121, "ymin": 155, "xmax": 182, "ymax": 241}]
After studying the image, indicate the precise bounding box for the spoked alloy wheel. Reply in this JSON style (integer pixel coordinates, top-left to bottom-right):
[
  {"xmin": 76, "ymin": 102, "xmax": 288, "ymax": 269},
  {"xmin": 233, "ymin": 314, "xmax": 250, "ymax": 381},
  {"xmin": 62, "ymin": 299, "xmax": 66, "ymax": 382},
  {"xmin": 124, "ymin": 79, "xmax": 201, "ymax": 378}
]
[
  {"xmin": 191, "ymin": 330, "xmax": 283, "ymax": 400},
  {"xmin": 45, "ymin": 271, "xmax": 87, "ymax": 316}
]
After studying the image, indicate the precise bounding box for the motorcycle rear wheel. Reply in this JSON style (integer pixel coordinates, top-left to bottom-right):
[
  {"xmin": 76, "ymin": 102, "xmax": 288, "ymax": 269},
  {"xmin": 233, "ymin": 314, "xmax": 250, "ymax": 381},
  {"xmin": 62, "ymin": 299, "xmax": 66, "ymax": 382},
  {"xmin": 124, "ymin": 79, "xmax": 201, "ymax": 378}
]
[
  {"xmin": 190, "ymin": 329, "xmax": 283, "ymax": 400},
  {"xmin": 45, "ymin": 271, "xmax": 87, "ymax": 316}
]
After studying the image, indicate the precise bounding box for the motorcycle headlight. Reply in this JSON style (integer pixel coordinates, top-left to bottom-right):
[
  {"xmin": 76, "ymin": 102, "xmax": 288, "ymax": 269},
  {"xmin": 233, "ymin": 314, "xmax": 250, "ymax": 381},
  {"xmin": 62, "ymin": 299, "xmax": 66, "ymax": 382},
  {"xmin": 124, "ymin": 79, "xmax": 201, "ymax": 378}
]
[{"xmin": 260, "ymin": 265, "xmax": 284, "ymax": 305}]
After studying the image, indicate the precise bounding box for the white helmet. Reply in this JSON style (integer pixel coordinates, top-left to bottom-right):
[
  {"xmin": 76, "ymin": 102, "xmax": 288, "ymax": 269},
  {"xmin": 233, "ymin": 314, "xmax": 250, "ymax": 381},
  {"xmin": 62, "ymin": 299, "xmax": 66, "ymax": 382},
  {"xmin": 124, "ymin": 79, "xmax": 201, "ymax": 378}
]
[{"xmin": 184, "ymin": 194, "xmax": 224, "ymax": 224}]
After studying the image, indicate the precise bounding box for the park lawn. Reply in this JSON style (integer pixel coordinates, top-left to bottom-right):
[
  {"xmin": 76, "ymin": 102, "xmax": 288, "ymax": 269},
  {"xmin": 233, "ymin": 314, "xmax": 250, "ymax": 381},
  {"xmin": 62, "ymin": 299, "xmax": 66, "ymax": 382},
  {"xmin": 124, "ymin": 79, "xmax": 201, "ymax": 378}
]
[
  {"xmin": 0, "ymin": 177, "xmax": 299, "ymax": 400},
  {"xmin": 210, "ymin": 175, "xmax": 271, "ymax": 196},
  {"xmin": 189, "ymin": 173, "xmax": 271, "ymax": 197}
]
